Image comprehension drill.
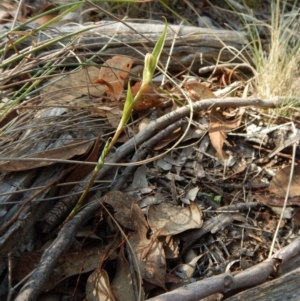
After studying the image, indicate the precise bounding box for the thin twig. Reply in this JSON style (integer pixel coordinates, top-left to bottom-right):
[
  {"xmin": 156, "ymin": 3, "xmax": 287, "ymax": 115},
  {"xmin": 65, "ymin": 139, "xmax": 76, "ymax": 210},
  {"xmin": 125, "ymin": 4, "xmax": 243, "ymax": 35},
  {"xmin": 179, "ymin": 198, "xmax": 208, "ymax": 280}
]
[
  {"xmin": 7, "ymin": 253, "xmax": 13, "ymax": 301},
  {"xmin": 268, "ymin": 142, "xmax": 297, "ymax": 258}
]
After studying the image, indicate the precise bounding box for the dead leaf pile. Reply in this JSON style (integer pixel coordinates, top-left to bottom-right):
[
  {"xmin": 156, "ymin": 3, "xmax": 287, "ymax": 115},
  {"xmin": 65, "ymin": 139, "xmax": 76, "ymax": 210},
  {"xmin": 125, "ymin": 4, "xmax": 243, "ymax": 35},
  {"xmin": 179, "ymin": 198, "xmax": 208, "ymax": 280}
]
[
  {"xmin": 13, "ymin": 191, "xmax": 203, "ymax": 300},
  {"xmin": 3, "ymin": 55, "xmax": 300, "ymax": 301}
]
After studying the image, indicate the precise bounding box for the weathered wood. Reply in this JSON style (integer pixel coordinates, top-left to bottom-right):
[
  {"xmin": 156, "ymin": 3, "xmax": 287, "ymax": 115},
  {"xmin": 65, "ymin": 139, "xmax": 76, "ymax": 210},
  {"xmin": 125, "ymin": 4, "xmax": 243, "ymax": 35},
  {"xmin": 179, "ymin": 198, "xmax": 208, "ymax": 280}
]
[
  {"xmin": 224, "ymin": 266, "xmax": 300, "ymax": 301},
  {"xmin": 1, "ymin": 21, "xmax": 249, "ymax": 72}
]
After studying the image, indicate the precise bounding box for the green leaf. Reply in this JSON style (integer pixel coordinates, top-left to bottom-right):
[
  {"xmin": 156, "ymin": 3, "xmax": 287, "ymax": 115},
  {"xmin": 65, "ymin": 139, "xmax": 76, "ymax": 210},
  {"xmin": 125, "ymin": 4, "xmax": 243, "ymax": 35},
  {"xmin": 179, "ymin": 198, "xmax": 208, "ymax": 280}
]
[
  {"xmin": 214, "ymin": 195, "xmax": 222, "ymax": 204},
  {"xmin": 122, "ymin": 81, "xmax": 134, "ymax": 125},
  {"xmin": 142, "ymin": 17, "xmax": 168, "ymax": 84},
  {"xmin": 142, "ymin": 54, "xmax": 155, "ymax": 84},
  {"xmin": 152, "ymin": 17, "xmax": 168, "ymax": 62}
]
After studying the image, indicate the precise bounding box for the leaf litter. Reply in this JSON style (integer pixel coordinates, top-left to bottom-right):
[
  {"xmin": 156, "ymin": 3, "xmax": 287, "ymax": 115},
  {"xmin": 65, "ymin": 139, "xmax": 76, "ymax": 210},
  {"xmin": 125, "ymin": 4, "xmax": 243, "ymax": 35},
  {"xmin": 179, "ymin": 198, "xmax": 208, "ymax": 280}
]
[
  {"xmin": 2, "ymin": 5, "xmax": 300, "ymax": 300},
  {"xmin": 2, "ymin": 51, "xmax": 300, "ymax": 301}
]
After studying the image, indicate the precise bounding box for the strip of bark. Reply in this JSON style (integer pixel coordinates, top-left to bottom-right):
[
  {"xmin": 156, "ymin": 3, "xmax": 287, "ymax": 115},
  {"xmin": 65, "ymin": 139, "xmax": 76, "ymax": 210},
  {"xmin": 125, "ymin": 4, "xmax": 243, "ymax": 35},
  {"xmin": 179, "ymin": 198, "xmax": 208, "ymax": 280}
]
[{"xmin": 14, "ymin": 196, "xmax": 104, "ymax": 301}]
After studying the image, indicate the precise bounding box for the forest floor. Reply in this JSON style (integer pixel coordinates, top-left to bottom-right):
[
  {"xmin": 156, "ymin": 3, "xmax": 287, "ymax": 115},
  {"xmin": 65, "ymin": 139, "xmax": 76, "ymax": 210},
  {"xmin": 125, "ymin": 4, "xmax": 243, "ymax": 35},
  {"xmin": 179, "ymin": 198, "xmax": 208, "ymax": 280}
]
[{"xmin": 1, "ymin": 1, "xmax": 300, "ymax": 301}]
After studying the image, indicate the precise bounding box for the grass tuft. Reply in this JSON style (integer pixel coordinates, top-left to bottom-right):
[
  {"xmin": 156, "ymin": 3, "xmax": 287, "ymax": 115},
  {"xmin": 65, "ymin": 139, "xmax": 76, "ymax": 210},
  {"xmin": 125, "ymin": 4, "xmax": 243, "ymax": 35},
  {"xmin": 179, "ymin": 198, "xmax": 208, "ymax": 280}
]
[{"xmin": 244, "ymin": 0, "xmax": 300, "ymax": 109}]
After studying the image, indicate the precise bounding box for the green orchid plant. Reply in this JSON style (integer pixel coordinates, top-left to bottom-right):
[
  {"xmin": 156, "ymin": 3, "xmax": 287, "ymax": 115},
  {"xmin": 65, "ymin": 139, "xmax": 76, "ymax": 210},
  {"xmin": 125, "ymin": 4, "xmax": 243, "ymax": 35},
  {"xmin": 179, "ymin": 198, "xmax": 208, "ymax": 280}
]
[{"xmin": 68, "ymin": 18, "xmax": 168, "ymax": 219}]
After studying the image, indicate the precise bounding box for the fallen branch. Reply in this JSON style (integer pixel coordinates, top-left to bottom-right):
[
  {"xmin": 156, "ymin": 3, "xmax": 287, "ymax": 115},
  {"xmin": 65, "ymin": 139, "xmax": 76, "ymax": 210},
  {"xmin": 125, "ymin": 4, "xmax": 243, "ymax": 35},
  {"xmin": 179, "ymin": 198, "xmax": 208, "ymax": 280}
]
[
  {"xmin": 0, "ymin": 21, "xmax": 249, "ymax": 74},
  {"xmin": 38, "ymin": 96, "xmax": 284, "ymax": 233},
  {"xmin": 14, "ymin": 196, "xmax": 105, "ymax": 301}
]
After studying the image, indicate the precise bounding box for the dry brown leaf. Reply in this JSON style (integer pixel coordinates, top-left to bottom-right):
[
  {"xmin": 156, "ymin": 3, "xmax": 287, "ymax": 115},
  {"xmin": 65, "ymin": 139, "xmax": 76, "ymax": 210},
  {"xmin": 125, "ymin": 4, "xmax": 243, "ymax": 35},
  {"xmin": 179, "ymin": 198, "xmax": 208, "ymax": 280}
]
[
  {"xmin": 59, "ymin": 136, "xmax": 101, "ymax": 196},
  {"xmin": 13, "ymin": 250, "xmax": 42, "ymax": 284},
  {"xmin": 22, "ymin": 0, "xmax": 50, "ymax": 16},
  {"xmin": 176, "ymin": 254, "xmax": 203, "ymax": 280},
  {"xmin": 147, "ymin": 202, "xmax": 203, "ymax": 236},
  {"xmin": 93, "ymin": 56, "xmax": 134, "ymax": 101},
  {"xmin": 218, "ymin": 67, "xmax": 243, "ymax": 86},
  {"xmin": 103, "ymin": 191, "xmax": 137, "ymax": 230},
  {"xmin": 0, "ymin": 2, "xmax": 27, "ymax": 23},
  {"xmin": 255, "ymin": 194, "xmax": 300, "ymax": 207},
  {"xmin": 161, "ymin": 236, "xmax": 180, "ymax": 259},
  {"xmin": 0, "ymin": 138, "xmax": 95, "ymax": 172},
  {"xmin": 111, "ymin": 246, "xmax": 141, "ymax": 301},
  {"xmin": 132, "ymin": 82, "xmax": 163, "ymax": 111},
  {"xmin": 104, "ymin": 191, "xmax": 166, "ymax": 288},
  {"xmin": 165, "ymin": 273, "xmax": 182, "ymax": 284},
  {"xmin": 154, "ymin": 127, "xmax": 182, "ymax": 150},
  {"xmin": 184, "ymin": 81, "xmax": 216, "ymax": 101},
  {"xmin": 209, "ymin": 109, "xmax": 227, "ymax": 160},
  {"xmin": 130, "ymin": 165, "xmax": 148, "ymax": 189},
  {"xmin": 105, "ymin": 111, "xmax": 122, "ymax": 129},
  {"xmin": 30, "ymin": 3, "xmax": 58, "ymax": 24},
  {"xmin": 269, "ymin": 165, "xmax": 300, "ymax": 197},
  {"xmin": 292, "ymin": 207, "xmax": 300, "ymax": 226},
  {"xmin": 183, "ymin": 80, "xmax": 244, "ymax": 160},
  {"xmin": 42, "ymin": 66, "xmax": 104, "ymax": 102},
  {"xmin": 0, "ymin": 3, "xmax": 15, "ymax": 23},
  {"xmin": 254, "ymin": 195, "xmax": 294, "ymax": 219},
  {"xmin": 128, "ymin": 205, "xmax": 166, "ymax": 289},
  {"xmin": 14, "ymin": 246, "xmax": 112, "ymax": 291},
  {"xmin": 88, "ymin": 105, "xmax": 122, "ymax": 117},
  {"xmin": 86, "ymin": 269, "xmax": 116, "ymax": 301},
  {"xmin": 88, "ymin": 104, "xmax": 123, "ymax": 129},
  {"xmin": 209, "ymin": 107, "xmax": 244, "ymax": 159},
  {"xmin": 138, "ymin": 117, "xmax": 150, "ymax": 132},
  {"xmin": 34, "ymin": 12, "xmax": 58, "ymax": 24}
]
